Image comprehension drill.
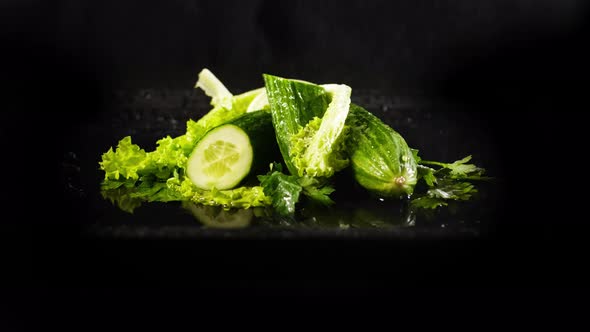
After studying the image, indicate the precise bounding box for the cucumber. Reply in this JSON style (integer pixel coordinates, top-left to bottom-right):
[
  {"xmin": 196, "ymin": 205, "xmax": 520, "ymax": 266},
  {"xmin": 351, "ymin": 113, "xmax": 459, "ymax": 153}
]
[
  {"xmin": 186, "ymin": 111, "xmax": 278, "ymax": 190},
  {"xmin": 263, "ymin": 74, "xmax": 331, "ymax": 175},
  {"xmin": 345, "ymin": 104, "xmax": 418, "ymax": 197}
]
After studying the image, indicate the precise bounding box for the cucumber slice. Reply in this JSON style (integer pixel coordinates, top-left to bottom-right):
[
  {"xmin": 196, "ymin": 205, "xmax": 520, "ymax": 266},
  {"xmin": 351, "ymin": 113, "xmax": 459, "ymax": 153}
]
[
  {"xmin": 187, "ymin": 124, "xmax": 253, "ymax": 190},
  {"xmin": 186, "ymin": 110, "xmax": 279, "ymax": 190}
]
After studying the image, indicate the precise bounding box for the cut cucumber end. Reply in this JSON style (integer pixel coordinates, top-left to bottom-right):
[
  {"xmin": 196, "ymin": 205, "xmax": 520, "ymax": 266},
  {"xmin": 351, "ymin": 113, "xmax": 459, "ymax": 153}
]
[{"xmin": 187, "ymin": 124, "xmax": 253, "ymax": 190}]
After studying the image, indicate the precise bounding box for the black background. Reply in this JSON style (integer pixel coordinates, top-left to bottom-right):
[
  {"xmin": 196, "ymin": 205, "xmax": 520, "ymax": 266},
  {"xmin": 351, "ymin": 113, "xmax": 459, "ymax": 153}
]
[{"xmin": 3, "ymin": 0, "xmax": 590, "ymax": 308}]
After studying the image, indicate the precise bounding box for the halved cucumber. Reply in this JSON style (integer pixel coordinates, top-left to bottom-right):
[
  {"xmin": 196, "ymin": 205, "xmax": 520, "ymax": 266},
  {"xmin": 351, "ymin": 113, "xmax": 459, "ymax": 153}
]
[{"xmin": 186, "ymin": 111, "xmax": 278, "ymax": 190}]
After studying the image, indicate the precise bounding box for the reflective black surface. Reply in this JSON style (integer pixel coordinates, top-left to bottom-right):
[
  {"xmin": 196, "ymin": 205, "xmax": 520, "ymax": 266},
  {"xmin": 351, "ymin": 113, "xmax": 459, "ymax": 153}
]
[
  {"xmin": 65, "ymin": 89, "xmax": 501, "ymax": 240},
  {"xmin": 29, "ymin": 88, "xmax": 503, "ymax": 288},
  {"xmin": 8, "ymin": 1, "xmax": 588, "ymax": 291}
]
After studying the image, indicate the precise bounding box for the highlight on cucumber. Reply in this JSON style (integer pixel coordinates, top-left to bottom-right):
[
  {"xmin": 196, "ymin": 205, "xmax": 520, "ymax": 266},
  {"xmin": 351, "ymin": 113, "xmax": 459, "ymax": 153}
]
[{"xmin": 99, "ymin": 68, "xmax": 491, "ymax": 216}]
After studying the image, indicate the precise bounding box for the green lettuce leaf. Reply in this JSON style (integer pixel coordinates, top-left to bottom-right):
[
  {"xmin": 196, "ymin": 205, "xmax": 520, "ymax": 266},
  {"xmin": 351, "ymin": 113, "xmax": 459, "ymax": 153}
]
[
  {"xmin": 100, "ymin": 69, "xmax": 268, "ymax": 183},
  {"xmin": 100, "ymin": 69, "xmax": 273, "ymax": 211},
  {"xmin": 99, "ymin": 136, "xmax": 147, "ymax": 182},
  {"xmin": 166, "ymin": 174, "xmax": 270, "ymax": 209}
]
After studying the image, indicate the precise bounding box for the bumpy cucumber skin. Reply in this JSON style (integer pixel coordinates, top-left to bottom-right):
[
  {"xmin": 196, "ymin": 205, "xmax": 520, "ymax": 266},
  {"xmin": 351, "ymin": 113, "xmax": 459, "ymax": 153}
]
[
  {"xmin": 225, "ymin": 110, "xmax": 281, "ymax": 177},
  {"xmin": 263, "ymin": 74, "xmax": 331, "ymax": 176},
  {"xmin": 346, "ymin": 104, "xmax": 418, "ymax": 197}
]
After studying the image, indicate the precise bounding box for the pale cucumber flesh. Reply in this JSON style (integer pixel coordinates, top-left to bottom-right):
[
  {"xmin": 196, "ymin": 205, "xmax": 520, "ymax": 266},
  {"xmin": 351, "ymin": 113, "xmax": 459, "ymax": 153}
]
[{"xmin": 187, "ymin": 124, "xmax": 253, "ymax": 190}]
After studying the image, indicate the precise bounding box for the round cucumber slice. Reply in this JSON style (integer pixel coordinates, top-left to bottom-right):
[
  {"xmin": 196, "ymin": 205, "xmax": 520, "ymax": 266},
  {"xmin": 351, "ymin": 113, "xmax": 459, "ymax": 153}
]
[{"xmin": 187, "ymin": 124, "xmax": 253, "ymax": 190}]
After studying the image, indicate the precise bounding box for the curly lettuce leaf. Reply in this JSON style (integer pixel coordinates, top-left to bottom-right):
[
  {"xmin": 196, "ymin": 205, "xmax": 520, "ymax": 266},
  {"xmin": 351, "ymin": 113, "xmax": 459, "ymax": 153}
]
[
  {"xmin": 99, "ymin": 136, "xmax": 147, "ymax": 182},
  {"xmin": 166, "ymin": 173, "xmax": 270, "ymax": 209},
  {"xmin": 101, "ymin": 69, "xmax": 266, "ymax": 181},
  {"xmin": 100, "ymin": 69, "xmax": 274, "ymax": 211}
]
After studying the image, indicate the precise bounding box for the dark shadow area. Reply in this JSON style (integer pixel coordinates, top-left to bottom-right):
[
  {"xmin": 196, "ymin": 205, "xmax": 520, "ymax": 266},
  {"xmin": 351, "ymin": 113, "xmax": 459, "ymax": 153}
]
[{"xmin": 426, "ymin": 15, "xmax": 590, "ymax": 287}]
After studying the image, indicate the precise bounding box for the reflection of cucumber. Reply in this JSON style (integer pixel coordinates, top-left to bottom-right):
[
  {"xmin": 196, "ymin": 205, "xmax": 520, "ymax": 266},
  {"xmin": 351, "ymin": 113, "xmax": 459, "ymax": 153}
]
[
  {"xmin": 346, "ymin": 104, "xmax": 418, "ymax": 197},
  {"xmin": 184, "ymin": 203, "xmax": 253, "ymax": 229},
  {"xmin": 186, "ymin": 111, "xmax": 277, "ymax": 190}
]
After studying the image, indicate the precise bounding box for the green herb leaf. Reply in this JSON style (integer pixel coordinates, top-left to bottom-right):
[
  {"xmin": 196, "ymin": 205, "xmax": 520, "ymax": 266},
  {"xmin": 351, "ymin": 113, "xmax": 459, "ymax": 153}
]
[
  {"xmin": 417, "ymin": 165, "xmax": 437, "ymax": 187},
  {"xmin": 298, "ymin": 176, "xmax": 335, "ymax": 206},
  {"xmin": 419, "ymin": 155, "xmax": 487, "ymax": 180},
  {"xmin": 302, "ymin": 185, "xmax": 335, "ymax": 205},
  {"xmin": 412, "ymin": 151, "xmax": 488, "ymax": 209},
  {"xmin": 258, "ymin": 163, "xmax": 303, "ymax": 215},
  {"xmin": 410, "ymin": 196, "xmax": 449, "ymax": 210}
]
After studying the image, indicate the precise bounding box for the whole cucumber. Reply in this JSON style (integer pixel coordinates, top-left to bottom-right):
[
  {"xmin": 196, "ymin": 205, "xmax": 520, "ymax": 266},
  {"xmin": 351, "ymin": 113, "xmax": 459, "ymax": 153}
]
[{"xmin": 345, "ymin": 104, "xmax": 417, "ymax": 197}]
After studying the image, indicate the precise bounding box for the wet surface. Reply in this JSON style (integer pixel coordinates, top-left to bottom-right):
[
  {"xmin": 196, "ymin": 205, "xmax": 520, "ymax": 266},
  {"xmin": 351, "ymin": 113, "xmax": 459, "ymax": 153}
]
[{"xmin": 62, "ymin": 88, "xmax": 502, "ymax": 240}]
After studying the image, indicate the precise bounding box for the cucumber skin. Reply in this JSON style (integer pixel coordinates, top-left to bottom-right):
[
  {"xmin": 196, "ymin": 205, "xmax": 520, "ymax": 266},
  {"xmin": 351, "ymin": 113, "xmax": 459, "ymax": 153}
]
[
  {"xmin": 345, "ymin": 104, "xmax": 418, "ymax": 197},
  {"xmin": 263, "ymin": 74, "xmax": 331, "ymax": 176},
  {"xmin": 225, "ymin": 111, "xmax": 281, "ymax": 177}
]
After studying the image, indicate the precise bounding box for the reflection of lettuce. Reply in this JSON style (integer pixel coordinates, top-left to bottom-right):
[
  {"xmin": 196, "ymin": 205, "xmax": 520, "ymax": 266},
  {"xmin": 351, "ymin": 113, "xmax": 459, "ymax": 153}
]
[
  {"xmin": 101, "ymin": 171, "xmax": 270, "ymax": 213},
  {"xmin": 101, "ymin": 187, "xmax": 143, "ymax": 213}
]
